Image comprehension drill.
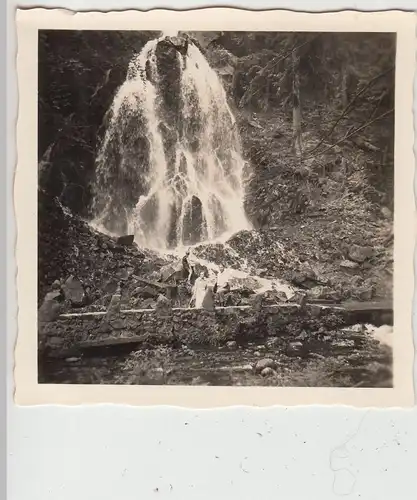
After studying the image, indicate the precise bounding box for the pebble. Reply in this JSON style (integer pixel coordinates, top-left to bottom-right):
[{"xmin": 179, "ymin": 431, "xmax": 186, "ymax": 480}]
[
  {"xmin": 287, "ymin": 341, "xmax": 304, "ymax": 356},
  {"xmin": 340, "ymin": 260, "xmax": 359, "ymax": 269},
  {"xmin": 255, "ymin": 358, "xmax": 278, "ymax": 373},
  {"xmin": 261, "ymin": 367, "xmax": 276, "ymax": 377},
  {"xmin": 267, "ymin": 338, "xmax": 280, "ymax": 348},
  {"xmin": 308, "ymin": 353, "xmax": 325, "ymax": 361},
  {"xmin": 241, "ymin": 364, "xmax": 253, "ymax": 372}
]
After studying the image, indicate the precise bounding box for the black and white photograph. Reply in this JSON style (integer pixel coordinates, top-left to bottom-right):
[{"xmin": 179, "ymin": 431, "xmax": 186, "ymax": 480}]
[
  {"xmin": 35, "ymin": 26, "xmax": 398, "ymax": 389},
  {"xmin": 13, "ymin": 9, "xmax": 416, "ymax": 406}
]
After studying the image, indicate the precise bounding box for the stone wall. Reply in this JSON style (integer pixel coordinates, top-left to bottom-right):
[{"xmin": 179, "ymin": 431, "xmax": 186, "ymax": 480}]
[{"xmin": 37, "ymin": 302, "xmax": 388, "ymax": 357}]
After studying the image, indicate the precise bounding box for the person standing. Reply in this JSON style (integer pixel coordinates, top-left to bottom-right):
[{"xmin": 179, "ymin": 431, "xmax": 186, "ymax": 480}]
[
  {"xmin": 214, "ymin": 265, "xmax": 230, "ymax": 306},
  {"xmin": 182, "ymin": 249, "xmax": 191, "ymax": 281},
  {"xmin": 189, "ymin": 271, "xmax": 207, "ymax": 308}
]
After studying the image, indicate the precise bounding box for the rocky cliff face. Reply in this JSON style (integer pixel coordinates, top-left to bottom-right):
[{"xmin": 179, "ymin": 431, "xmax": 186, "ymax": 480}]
[{"xmin": 38, "ymin": 30, "xmax": 159, "ymax": 216}]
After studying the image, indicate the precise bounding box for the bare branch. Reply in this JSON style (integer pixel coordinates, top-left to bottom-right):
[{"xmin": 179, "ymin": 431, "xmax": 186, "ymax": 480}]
[
  {"xmin": 305, "ymin": 66, "xmax": 394, "ymax": 156},
  {"xmin": 305, "ymin": 108, "xmax": 394, "ymax": 159}
]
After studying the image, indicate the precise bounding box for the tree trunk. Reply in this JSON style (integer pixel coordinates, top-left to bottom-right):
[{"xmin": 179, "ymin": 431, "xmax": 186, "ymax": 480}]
[
  {"xmin": 292, "ymin": 48, "xmax": 302, "ymax": 158},
  {"xmin": 341, "ymin": 67, "xmax": 349, "ymax": 108},
  {"xmin": 263, "ymin": 76, "xmax": 271, "ymax": 111}
]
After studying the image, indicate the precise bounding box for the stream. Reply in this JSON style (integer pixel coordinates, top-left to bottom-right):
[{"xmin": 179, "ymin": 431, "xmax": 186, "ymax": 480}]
[{"xmin": 39, "ymin": 325, "xmax": 392, "ymax": 388}]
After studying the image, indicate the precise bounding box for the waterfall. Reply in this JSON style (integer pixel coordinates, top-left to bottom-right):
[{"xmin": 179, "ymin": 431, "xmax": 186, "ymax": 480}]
[{"xmin": 91, "ymin": 34, "xmax": 250, "ymax": 250}]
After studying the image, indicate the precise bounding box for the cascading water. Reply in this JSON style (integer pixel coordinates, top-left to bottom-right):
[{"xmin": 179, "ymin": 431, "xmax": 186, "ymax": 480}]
[{"xmin": 91, "ymin": 33, "xmax": 250, "ymax": 250}]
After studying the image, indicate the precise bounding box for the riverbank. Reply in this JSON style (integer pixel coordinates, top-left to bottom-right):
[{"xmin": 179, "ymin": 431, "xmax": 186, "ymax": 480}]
[
  {"xmin": 39, "ymin": 324, "xmax": 393, "ymax": 388},
  {"xmin": 38, "ymin": 300, "xmax": 393, "ymax": 388}
]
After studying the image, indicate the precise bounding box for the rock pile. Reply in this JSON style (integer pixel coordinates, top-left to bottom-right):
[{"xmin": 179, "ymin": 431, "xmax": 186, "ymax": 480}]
[{"xmin": 38, "ymin": 193, "xmax": 173, "ymax": 310}]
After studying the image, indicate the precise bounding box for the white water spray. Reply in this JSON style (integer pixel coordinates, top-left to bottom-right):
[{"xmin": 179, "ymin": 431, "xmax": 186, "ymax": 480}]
[{"xmin": 92, "ymin": 34, "xmax": 250, "ymax": 250}]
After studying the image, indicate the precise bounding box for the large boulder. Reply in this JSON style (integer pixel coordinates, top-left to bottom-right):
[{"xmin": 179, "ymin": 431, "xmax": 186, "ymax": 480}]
[
  {"xmin": 158, "ymin": 264, "xmax": 179, "ymax": 283},
  {"xmin": 116, "ymin": 235, "xmax": 135, "ymax": 246},
  {"xmin": 291, "ymin": 267, "xmax": 319, "ymax": 289},
  {"xmin": 369, "ymin": 324, "xmax": 393, "ymax": 349},
  {"xmin": 38, "ymin": 289, "xmax": 65, "ymax": 323}
]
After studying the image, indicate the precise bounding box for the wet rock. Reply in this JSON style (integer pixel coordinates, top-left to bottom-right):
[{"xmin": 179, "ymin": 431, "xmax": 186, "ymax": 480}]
[
  {"xmin": 193, "ymin": 242, "xmax": 238, "ymax": 268},
  {"xmin": 63, "ymin": 275, "xmax": 85, "ymax": 307},
  {"xmin": 65, "ymin": 357, "xmax": 81, "ymax": 363},
  {"xmin": 369, "ymin": 324, "xmax": 393, "ymax": 349},
  {"xmin": 227, "ymin": 340, "xmax": 237, "ymax": 349},
  {"xmin": 261, "ymin": 367, "xmax": 276, "ymax": 377},
  {"xmin": 348, "ymin": 245, "xmax": 374, "ymax": 263},
  {"xmin": 255, "ymin": 358, "xmax": 277, "ymax": 373},
  {"xmin": 286, "ymin": 341, "xmax": 304, "ymax": 356},
  {"xmin": 116, "ymin": 235, "xmax": 135, "ymax": 246},
  {"xmin": 254, "ymin": 351, "xmax": 261, "ymax": 357}
]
